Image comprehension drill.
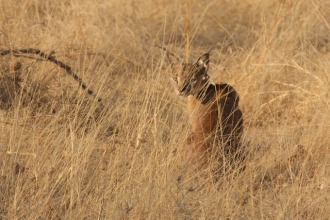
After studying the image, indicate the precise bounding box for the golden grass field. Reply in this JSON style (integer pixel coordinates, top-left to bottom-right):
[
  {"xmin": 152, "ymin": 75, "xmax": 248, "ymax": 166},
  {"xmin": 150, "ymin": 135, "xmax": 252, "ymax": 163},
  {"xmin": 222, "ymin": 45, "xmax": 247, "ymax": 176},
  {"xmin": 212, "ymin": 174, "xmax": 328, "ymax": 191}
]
[{"xmin": 0, "ymin": 0, "xmax": 329, "ymax": 219}]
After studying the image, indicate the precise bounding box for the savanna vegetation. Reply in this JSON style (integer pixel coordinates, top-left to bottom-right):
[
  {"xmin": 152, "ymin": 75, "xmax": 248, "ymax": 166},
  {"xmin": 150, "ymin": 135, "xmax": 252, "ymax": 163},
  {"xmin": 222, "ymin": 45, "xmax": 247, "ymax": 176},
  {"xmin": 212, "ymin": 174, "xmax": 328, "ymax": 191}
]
[{"xmin": 0, "ymin": 0, "xmax": 329, "ymax": 219}]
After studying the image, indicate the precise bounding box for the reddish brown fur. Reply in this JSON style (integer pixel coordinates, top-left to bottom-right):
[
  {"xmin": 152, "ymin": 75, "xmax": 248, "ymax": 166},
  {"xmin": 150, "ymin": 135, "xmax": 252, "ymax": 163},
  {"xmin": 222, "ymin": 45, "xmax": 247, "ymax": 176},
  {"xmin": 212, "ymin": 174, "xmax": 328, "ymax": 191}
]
[
  {"xmin": 187, "ymin": 84, "xmax": 243, "ymax": 163},
  {"xmin": 166, "ymin": 50, "xmax": 243, "ymax": 166}
]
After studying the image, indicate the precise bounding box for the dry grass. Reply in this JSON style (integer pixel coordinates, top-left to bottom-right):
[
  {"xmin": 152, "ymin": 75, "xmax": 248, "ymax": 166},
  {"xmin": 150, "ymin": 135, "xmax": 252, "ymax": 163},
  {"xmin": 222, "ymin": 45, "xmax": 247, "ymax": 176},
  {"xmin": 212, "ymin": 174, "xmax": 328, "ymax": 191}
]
[{"xmin": 0, "ymin": 0, "xmax": 329, "ymax": 219}]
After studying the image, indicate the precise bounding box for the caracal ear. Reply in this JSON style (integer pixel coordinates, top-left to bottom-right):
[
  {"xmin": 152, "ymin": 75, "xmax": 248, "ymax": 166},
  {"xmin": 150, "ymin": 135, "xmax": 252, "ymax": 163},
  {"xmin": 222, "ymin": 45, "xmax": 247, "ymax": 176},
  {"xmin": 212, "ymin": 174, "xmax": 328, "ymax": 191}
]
[
  {"xmin": 163, "ymin": 49, "xmax": 181, "ymax": 68},
  {"xmin": 156, "ymin": 45, "xmax": 181, "ymax": 68},
  {"xmin": 196, "ymin": 52, "xmax": 210, "ymax": 69},
  {"xmin": 166, "ymin": 52, "xmax": 181, "ymax": 68}
]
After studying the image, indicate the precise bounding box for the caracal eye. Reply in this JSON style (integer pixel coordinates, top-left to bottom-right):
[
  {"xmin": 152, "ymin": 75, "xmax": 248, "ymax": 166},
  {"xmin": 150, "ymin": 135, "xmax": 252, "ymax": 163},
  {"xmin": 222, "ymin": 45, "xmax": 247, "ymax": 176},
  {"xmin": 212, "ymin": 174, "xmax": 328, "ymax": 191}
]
[{"xmin": 191, "ymin": 77, "xmax": 197, "ymax": 84}]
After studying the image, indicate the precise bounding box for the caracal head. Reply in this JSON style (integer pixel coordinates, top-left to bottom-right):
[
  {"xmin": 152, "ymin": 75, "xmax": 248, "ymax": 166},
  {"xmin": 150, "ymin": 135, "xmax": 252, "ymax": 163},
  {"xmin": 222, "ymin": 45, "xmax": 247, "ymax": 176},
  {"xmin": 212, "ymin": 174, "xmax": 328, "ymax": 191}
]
[{"xmin": 166, "ymin": 52, "xmax": 212, "ymax": 96}]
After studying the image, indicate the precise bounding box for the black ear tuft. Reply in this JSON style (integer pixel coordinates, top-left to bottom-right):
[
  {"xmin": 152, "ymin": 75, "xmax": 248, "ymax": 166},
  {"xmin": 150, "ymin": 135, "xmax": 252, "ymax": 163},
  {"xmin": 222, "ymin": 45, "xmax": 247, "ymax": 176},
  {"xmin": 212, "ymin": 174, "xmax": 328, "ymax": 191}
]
[{"xmin": 196, "ymin": 53, "xmax": 210, "ymax": 69}]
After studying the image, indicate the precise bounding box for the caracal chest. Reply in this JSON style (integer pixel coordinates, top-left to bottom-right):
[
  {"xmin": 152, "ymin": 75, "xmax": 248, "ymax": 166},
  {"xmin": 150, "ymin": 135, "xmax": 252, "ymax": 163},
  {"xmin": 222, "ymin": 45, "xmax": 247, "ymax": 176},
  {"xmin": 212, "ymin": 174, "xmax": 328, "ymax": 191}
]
[{"xmin": 187, "ymin": 95, "xmax": 220, "ymax": 134}]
